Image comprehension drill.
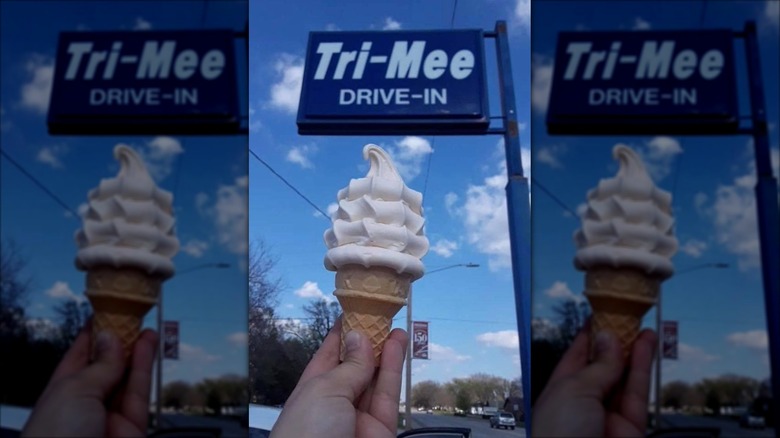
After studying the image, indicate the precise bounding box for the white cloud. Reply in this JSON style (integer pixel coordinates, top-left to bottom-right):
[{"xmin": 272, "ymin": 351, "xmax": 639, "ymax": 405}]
[
  {"xmin": 181, "ymin": 239, "xmax": 209, "ymax": 258},
  {"xmin": 700, "ymin": 144, "xmax": 764, "ymax": 270},
  {"xmin": 476, "ymin": 330, "xmax": 519, "ymax": 351},
  {"xmin": 125, "ymin": 137, "xmax": 184, "ymax": 182},
  {"xmin": 325, "ymin": 23, "xmax": 340, "ymax": 31},
  {"xmin": 537, "ymin": 144, "xmax": 566, "ymax": 169},
  {"xmin": 36, "ymin": 145, "xmax": 68, "ymax": 169},
  {"xmin": 25, "ymin": 318, "xmax": 61, "ymax": 340},
  {"xmin": 248, "ymin": 106, "xmax": 263, "ymax": 132},
  {"xmin": 286, "ymin": 144, "xmax": 317, "ymax": 169},
  {"xmin": 448, "ymin": 141, "xmax": 528, "ymax": 271},
  {"xmin": 679, "ymin": 343, "xmax": 718, "ymax": 363},
  {"xmin": 133, "ymin": 17, "xmax": 152, "ymax": 30},
  {"xmin": 694, "ymin": 192, "xmax": 708, "ymax": 214},
  {"xmin": 429, "ymin": 343, "xmax": 471, "ymax": 362},
  {"xmin": 679, "ymin": 239, "xmax": 707, "ymax": 258},
  {"xmin": 269, "ymin": 54, "xmax": 304, "ymax": 114},
  {"xmin": 727, "ymin": 330, "xmax": 768, "ymax": 351},
  {"xmin": 766, "ymin": 0, "xmax": 779, "ymax": 26},
  {"xmin": 531, "ymin": 318, "xmax": 561, "ymax": 341},
  {"xmin": 293, "ymin": 281, "xmax": 333, "ymax": 303},
  {"xmin": 226, "ymin": 332, "xmax": 247, "ymax": 347},
  {"xmin": 637, "ymin": 136, "xmax": 683, "ymax": 181},
  {"xmin": 531, "ymin": 55, "xmax": 553, "ymax": 113},
  {"xmin": 385, "ymin": 136, "xmax": 434, "ymax": 181},
  {"xmin": 543, "ymin": 281, "xmax": 582, "ymax": 302},
  {"xmin": 20, "ymin": 55, "xmax": 54, "ymax": 114},
  {"xmin": 197, "ymin": 176, "xmax": 248, "ymax": 255},
  {"xmin": 444, "ymin": 192, "xmax": 459, "ymax": 215},
  {"xmin": 180, "ymin": 343, "xmax": 221, "ymax": 363},
  {"xmin": 632, "ymin": 17, "xmax": 651, "ymax": 30},
  {"xmin": 430, "ymin": 239, "xmax": 458, "ymax": 258},
  {"xmin": 514, "ymin": 0, "xmax": 530, "ymax": 30},
  {"xmin": 44, "ymin": 281, "xmax": 84, "ymax": 303},
  {"xmin": 382, "ymin": 17, "xmax": 402, "ymax": 30}
]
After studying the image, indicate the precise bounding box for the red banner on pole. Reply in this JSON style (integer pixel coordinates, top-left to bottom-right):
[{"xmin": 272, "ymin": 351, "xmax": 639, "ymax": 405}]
[
  {"xmin": 163, "ymin": 321, "xmax": 179, "ymax": 360},
  {"xmin": 662, "ymin": 321, "xmax": 678, "ymax": 360},
  {"xmin": 412, "ymin": 321, "xmax": 429, "ymax": 359}
]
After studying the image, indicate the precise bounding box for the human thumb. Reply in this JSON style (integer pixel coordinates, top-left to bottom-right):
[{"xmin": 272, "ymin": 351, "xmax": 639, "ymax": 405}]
[
  {"xmin": 79, "ymin": 331, "xmax": 127, "ymax": 398},
  {"xmin": 578, "ymin": 330, "xmax": 625, "ymax": 399},
  {"xmin": 327, "ymin": 330, "xmax": 376, "ymax": 401}
]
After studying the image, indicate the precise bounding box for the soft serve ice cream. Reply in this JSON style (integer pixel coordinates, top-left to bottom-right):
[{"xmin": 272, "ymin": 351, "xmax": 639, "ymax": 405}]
[
  {"xmin": 75, "ymin": 144, "xmax": 179, "ymax": 358},
  {"xmin": 324, "ymin": 144, "xmax": 428, "ymax": 279},
  {"xmin": 324, "ymin": 144, "xmax": 428, "ymax": 364},
  {"xmin": 574, "ymin": 144, "xmax": 677, "ymax": 278},
  {"xmin": 574, "ymin": 144, "xmax": 678, "ymax": 359},
  {"xmin": 76, "ymin": 144, "xmax": 179, "ymax": 278}
]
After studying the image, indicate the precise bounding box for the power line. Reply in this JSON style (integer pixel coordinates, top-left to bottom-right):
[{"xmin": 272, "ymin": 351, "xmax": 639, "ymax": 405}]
[
  {"xmin": 531, "ymin": 177, "xmax": 578, "ymax": 218},
  {"xmin": 0, "ymin": 148, "xmax": 78, "ymax": 219},
  {"xmin": 248, "ymin": 148, "xmax": 330, "ymax": 219},
  {"xmin": 422, "ymin": 137, "xmax": 434, "ymax": 200},
  {"xmin": 450, "ymin": 0, "xmax": 458, "ymax": 28}
]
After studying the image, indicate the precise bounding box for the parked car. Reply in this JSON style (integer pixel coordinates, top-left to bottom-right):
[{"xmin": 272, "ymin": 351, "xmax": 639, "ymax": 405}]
[
  {"xmin": 453, "ymin": 408, "xmax": 466, "ymax": 417},
  {"xmin": 489, "ymin": 412, "xmax": 516, "ymax": 430},
  {"xmin": 248, "ymin": 404, "xmax": 283, "ymax": 438},
  {"xmin": 739, "ymin": 411, "xmax": 766, "ymax": 429}
]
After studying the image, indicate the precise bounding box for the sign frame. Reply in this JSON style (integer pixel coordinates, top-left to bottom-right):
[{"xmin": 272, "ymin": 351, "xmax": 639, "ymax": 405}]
[
  {"xmin": 412, "ymin": 321, "xmax": 429, "ymax": 360},
  {"xmin": 163, "ymin": 320, "xmax": 179, "ymax": 360},
  {"xmin": 47, "ymin": 29, "xmax": 243, "ymax": 136},
  {"xmin": 296, "ymin": 29, "xmax": 491, "ymax": 136},
  {"xmin": 546, "ymin": 28, "xmax": 740, "ymax": 135}
]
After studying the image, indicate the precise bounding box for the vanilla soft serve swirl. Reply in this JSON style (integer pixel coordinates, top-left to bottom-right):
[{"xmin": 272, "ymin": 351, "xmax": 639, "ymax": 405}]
[
  {"xmin": 324, "ymin": 144, "xmax": 428, "ymax": 280},
  {"xmin": 75, "ymin": 145, "xmax": 179, "ymax": 278},
  {"xmin": 574, "ymin": 144, "xmax": 678, "ymax": 278}
]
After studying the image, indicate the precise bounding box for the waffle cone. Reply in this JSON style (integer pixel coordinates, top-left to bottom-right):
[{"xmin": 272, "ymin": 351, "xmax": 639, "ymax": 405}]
[
  {"xmin": 584, "ymin": 267, "xmax": 660, "ymax": 360},
  {"xmin": 334, "ymin": 265, "xmax": 411, "ymax": 365},
  {"xmin": 85, "ymin": 267, "xmax": 161, "ymax": 360}
]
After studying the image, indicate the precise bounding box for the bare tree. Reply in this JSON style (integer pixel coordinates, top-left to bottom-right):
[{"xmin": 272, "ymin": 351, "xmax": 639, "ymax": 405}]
[
  {"xmin": 412, "ymin": 380, "xmax": 441, "ymax": 409},
  {"xmin": 54, "ymin": 300, "xmax": 92, "ymax": 345},
  {"xmin": 302, "ymin": 299, "xmax": 340, "ymax": 347},
  {"xmin": 0, "ymin": 239, "xmax": 31, "ymax": 338},
  {"xmin": 248, "ymin": 240, "xmax": 283, "ymax": 312}
]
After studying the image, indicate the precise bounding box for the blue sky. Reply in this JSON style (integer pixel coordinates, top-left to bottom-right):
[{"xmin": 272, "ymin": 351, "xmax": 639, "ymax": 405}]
[
  {"xmin": 0, "ymin": 0, "xmax": 248, "ymax": 387},
  {"xmin": 531, "ymin": 0, "xmax": 780, "ymax": 385},
  {"xmin": 249, "ymin": 0, "xmax": 530, "ymax": 396}
]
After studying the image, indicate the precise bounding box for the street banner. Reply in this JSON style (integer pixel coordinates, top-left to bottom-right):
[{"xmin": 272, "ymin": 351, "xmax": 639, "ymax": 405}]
[
  {"xmin": 298, "ymin": 29, "xmax": 489, "ymax": 135},
  {"xmin": 547, "ymin": 29, "xmax": 738, "ymax": 135},
  {"xmin": 163, "ymin": 321, "xmax": 179, "ymax": 360},
  {"xmin": 48, "ymin": 30, "xmax": 240, "ymax": 135},
  {"xmin": 412, "ymin": 321, "xmax": 429, "ymax": 359},
  {"xmin": 662, "ymin": 321, "xmax": 678, "ymax": 359}
]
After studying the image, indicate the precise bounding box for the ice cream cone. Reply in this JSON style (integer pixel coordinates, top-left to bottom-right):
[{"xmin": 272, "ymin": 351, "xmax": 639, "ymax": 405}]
[
  {"xmin": 334, "ymin": 265, "xmax": 411, "ymax": 365},
  {"xmin": 584, "ymin": 267, "xmax": 660, "ymax": 360},
  {"xmin": 85, "ymin": 267, "xmax": 162, "ymax": 359}
]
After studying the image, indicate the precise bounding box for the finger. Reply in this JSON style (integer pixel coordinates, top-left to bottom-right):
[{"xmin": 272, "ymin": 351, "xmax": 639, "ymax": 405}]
[
  {"xmin": 618, "ymin": 329, "xmax": 657, "ymax": 431},
  {"xmin": 296, "ymin": 317, "xmax": 343, "ymax": 386},
  {"xmin": 115, "ymin": 329, "xmax": 159, "ymax": 432},
  {"xmin": 577, "ymin": 330, "xmax": 625, "ymax": 399},
  {"xmin": 76, "ymin": 330, "xmax": 128, "ymax": 399},
  {"xmin": 356, "ymin": 329, "xmax": 407, "ymax": 412},
  {"xmin": 47, "ymin": 320, "xmax": 93, "ymax": 384},
  {"xmin": 367, "ymin": 329, "xmax": 408, "ymax": 432},
  {"xmin": 322, "ymin": 330, "xmax": 376, "ymax": 402},
  {"xmin": 546, "ymin": 319, "xmax": 591, "ymax": 385}
]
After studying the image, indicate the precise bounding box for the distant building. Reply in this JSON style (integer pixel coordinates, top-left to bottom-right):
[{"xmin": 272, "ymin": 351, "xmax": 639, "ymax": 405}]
[{"xmin": 503, "ymin": 397, "xmax": 524, "ymax": 421}]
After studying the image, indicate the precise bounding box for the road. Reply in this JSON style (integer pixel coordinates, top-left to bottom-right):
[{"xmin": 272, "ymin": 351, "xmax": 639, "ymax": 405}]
[
  {"xmin": 661, "ymin": 414, "xmax": 773, "ymax": 438},
  {"xmin": 410, "ymin": 413, "xmax": 525, "ymax": 438},
  {"xmin": 160, "ymin": 413, "xmax": 248, "ymax": 438}
]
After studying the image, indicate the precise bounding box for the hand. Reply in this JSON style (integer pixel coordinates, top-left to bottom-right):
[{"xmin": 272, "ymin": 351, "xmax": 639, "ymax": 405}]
[
  {"xmin": 22, "ymin": 322, "xmax": 158, "ymax": 438},
  {"xmin": 532, "ymin": 324, "xmax": 658, "ymax": 438},
  {"xmin": 271, "ymin": 317, "xmax": 409, "ymax": 438}
]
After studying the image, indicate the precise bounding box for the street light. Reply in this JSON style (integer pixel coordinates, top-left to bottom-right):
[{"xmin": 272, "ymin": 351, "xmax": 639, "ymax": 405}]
[
  {"xmin": 654, "ymin": 262, "xmax": 730, "ymax": 431},
  {"xmin": 156, "ymin": 261, "xmax": 231, "ymax": 430},
  {"xmin": 405, "ymin": 262, "xmax": 480, "ymax": 430}
]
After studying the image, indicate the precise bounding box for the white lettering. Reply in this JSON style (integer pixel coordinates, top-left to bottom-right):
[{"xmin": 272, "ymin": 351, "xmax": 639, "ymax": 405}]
[
  {"xmin": 423, "ymin": 50, "xmax": 447, "ymax": 79},
  {"xmin": 387, "ymin": 41, "xmax": 425, "ymax": 79},
  {"xmin": 672, "ymin": 49, "xmax": 696, "ymax": 79},
  {"xmin": 699, "ymin": 49, "xmax": 723, "ymax": 79},
  {"xmin": 450, "ymin": 49, "xmax": 474, "ymax": 80},
  {"xmin": 137, "ymin": 41, "xmax": 175, "ymax": 79},
  {"xmin": 314, "ymin": 42, "xmax": 343, "ymax": 80},
  {"xmin": 636, "ymin": 41, "xmax": 674, "ymax": 79},
  {"xmin": 65, "ymin": 42, "xmax": 93, "ymax": 80}
]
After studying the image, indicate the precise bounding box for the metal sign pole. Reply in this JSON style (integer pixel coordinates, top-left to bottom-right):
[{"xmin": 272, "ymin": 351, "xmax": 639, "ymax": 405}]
[
  {"xmin": 743, "ymin": 21, "xmax": 780, "ymax": 434},
  {"xmin": 156, "ymin": 295, "xmax": 163, "ymax": 430},
  {"xmin": 405, "ymin": 286, "xmax": 413, "ymax": 429},
  {"xmin": 493, "ymin": 20, "xmax": 533, "ymax": 431}
]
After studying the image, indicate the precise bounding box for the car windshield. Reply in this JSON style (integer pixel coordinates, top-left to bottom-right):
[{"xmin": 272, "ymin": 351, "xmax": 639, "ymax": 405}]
[{"xmin": 500, "ymin": 414, "xmax": 514, "ymax": 418}]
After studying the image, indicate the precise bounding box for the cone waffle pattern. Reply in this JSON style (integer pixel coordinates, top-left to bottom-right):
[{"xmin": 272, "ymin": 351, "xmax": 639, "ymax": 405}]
[
  {"xmin": 334, "ymin": 266, "xmax": 411, "ymax": 365},
  {"xmin": 86, "ymin": 267, "xmax": 161, "ymax": 359},
  {"xmin": 584, "ymin": 267, "xmax": 660, "ymax": 360}
]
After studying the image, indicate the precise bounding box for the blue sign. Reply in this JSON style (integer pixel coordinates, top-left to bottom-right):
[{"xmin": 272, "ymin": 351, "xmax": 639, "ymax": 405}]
[
  {"xmin": 297, "ymin": 30, "xmax": 489, "ymax": 135},
  {"xmin": 48, "ymin": 30, "xmax": 240, "ymax": 135},
  {"xmin": 547, "ymin": 29, "xmax": 738, "ymax": 135}
]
